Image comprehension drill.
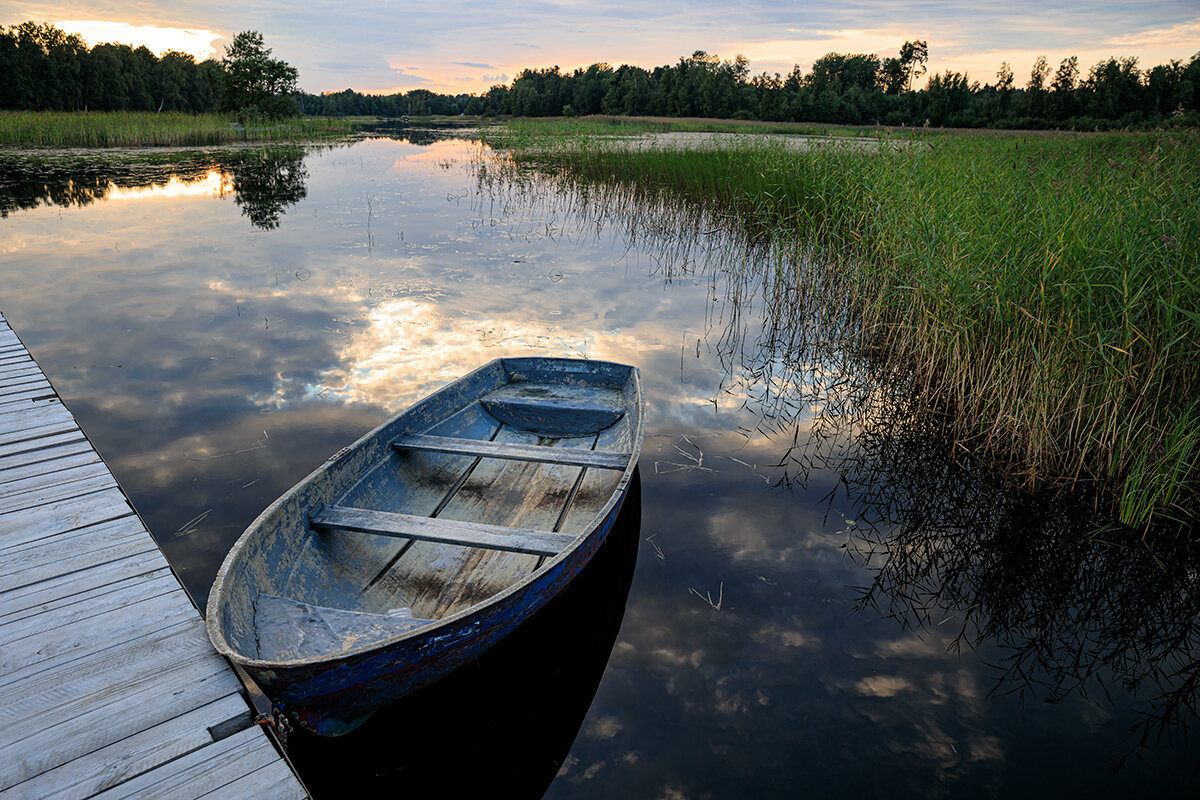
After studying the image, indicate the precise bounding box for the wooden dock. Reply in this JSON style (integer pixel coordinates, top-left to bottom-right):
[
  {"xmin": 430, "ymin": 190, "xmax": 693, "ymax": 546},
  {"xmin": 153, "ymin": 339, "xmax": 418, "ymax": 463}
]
[{"xmin": 0, "ymin": 312, "xmax": 308, "ymax": 799}]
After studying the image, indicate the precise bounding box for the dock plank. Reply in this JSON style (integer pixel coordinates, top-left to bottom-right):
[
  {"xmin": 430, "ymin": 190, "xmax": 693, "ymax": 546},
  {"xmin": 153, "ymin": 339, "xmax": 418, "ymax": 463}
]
[
  {"xmin": 0, "ymin": 460, "xmax": 114, "ymax": 503},
  {"xmin": 0, "ymin": 401, "xmax": 72, "ymax": 437},
  {"xmin": 0, "ymin": 549, "xmax": 169, "ymax": 619},
  {"xmin": 0, "ymin": 515, "xmax": 154, "ymax": 591},
  {"xmin": 0, "ymin": 417, "xmax": 79, "ymax": 448},
  {"xmin": 0, "ymin": 486, "xmax": 135, "ymax": 549},
  {"xmin": 0, "ymin": 695, "xmax": 250, "ymax": 800},
  {"xmin": 0, "ymin": 470, "xmax": 118, "ymax": 515},
  {"xmin": 90, "ymin": 726, "xmax": 301, "ymax": 800},
  {"xmin": 0, "ymin": 429, "xmax": 87, "ymax": 458},
  {"xmin": 0, "ymin": 311, "xmax": 306, "ymax": 798}
]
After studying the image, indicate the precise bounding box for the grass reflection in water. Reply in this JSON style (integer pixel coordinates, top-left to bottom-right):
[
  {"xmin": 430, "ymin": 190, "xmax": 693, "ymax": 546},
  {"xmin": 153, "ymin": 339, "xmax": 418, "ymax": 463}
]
[{"xmin": 477, "ymin": 150, "xmax": 1200, "ymax": 780}]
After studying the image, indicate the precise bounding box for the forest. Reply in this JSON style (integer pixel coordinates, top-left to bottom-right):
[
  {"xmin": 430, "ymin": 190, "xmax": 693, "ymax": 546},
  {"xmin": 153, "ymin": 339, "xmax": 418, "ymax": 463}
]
[
  {"xmin": 458, "ymin": 45, "xmax": 1200, "ymax": 129},
  {"xmin": 3, "ymin": 21, "xmax": 1198, "ymax": 129}
]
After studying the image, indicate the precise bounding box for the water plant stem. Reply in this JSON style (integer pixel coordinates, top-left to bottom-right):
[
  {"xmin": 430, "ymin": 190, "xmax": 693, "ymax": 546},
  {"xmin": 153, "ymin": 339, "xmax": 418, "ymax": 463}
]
[
  {"xmin": 487, "ymin": 121, "xmax": 1200, "ymax": 528},
  {"xmin": 0, "ymin": 111, "xmax": 354, "ymax": 148}
]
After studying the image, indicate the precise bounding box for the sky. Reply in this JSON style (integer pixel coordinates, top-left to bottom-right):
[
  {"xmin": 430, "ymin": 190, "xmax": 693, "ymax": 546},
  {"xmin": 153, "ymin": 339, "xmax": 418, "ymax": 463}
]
[{"xmin": 4, "ymin": 1, "xmax": 1199, "ymax": 95}]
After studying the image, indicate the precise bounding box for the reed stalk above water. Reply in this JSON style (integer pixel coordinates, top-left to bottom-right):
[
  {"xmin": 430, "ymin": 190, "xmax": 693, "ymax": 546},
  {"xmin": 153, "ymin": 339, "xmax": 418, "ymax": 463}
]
[
  {"xmin": 0, "ymin": 111, "xmax": 353, "ymax": 148},
  {"xmin": 487, "ymin": 120, "xmax": 1200, "ymax": 529}
]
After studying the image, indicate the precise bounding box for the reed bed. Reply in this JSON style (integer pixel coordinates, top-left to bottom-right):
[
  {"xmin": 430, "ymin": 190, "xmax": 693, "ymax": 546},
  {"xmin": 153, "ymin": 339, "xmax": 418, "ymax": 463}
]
[
  {"xmin": 485, "ymin": 123, "xmax": 1200, "ymax": 528},
  {"xmin": 0, "ymin": 111, "xmax": 354, "ymax": 148}
]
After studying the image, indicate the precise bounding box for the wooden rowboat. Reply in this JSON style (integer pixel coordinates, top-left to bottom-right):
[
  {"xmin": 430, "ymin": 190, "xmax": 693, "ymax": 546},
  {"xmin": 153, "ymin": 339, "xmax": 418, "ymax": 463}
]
[{"xmin": 205, "ymin": 357, "xmax": 643, "ymax": 736}]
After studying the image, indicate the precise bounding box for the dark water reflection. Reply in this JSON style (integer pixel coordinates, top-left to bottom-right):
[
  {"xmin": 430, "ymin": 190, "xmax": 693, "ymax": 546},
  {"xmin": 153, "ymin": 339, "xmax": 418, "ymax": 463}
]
[
  {"xmin": 0, "ymin": 147, "xmax": 311, "ymax": 229},
  {"xmin": 289, "ymin": 471, "xmax": 643, "ymax": 797},
  {"xmin": 0, "ymin": 132, "xmax": 1195, "ymax": 797}
]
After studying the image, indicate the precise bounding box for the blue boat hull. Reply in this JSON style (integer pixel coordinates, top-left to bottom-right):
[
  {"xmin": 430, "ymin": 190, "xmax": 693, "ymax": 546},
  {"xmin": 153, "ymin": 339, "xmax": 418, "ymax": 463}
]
[
  {"xmin": 252, "ymin": 492, "xmax": 626, "ymax": 736},
  {"xmin": 207, "ymin": 357, "xmax": 643, "ymax": 736}
]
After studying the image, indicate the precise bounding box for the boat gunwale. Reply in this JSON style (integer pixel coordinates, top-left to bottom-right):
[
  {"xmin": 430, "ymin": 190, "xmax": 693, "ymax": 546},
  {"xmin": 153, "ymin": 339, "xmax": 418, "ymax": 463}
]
[{"xmin": 205, "ymin": 356, "xmax": 644, "ymax": 670}]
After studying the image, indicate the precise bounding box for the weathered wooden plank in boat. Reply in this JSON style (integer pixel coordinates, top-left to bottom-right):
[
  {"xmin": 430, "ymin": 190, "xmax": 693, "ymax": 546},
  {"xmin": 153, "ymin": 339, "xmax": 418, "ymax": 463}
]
[
  {"xmin": 393, "ymin": 433, "xmax": 630, "ymax": 469},
  {"xmin": 311, "ymin": 505, "xmax": 577, "ymax": 557},
  {"xmin": 376, "ymin": 427, "xmax": 592, "ymax": 619},
  {"xmin": 89, "ymin": 726, "xmax": 301, "ymax": 800},
  {"xmin": 557, "ymin": 466, "xmax": 625, "ymax": 534},
  {"xmin": 0, "ymin": 694, "xmax": 250, "ymax": 800},
  {"xmin": 258, "ymin": 406, "xmax": 502, "ymax": 611}
]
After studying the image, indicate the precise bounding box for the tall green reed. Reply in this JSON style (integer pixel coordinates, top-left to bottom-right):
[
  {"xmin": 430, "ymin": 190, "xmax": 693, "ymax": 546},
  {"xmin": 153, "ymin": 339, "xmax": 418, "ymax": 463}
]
[
  {"xmin": 0, "ymin": 111, "xmax": 353, "ymax": 148},
  {"xmin": 489, "ymin": 124, "xmax": 1200, "ymax": 528}
]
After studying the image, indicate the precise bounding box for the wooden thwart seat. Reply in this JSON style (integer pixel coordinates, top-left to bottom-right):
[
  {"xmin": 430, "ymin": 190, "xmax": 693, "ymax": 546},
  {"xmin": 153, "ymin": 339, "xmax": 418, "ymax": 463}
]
[
  {"xmin": 392, "ymin": 433, "xmax": 630, "ymax": 470},
  {"xmin": 309, "ymin": 504, "xmax": 578, "ymax": 557}
]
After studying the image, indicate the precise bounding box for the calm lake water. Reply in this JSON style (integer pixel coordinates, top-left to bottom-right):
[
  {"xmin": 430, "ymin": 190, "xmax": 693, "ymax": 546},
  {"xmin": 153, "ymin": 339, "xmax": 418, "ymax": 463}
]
[{"xmin": 1, "ymin": 128, "xmax": 1196, "ymax": 797}]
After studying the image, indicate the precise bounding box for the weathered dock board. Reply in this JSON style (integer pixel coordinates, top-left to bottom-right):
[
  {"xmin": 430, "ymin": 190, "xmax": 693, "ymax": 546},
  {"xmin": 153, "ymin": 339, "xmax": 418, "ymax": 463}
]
[{"xmin": 0, "ymin": 312, "xmax": 308, "ymax": 800}]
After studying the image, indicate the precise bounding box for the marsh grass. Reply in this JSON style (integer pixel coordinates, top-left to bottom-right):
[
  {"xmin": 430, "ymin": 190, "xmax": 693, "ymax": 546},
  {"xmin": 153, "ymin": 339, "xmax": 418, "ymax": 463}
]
[
  {"xmin": 485, "ymin": 116, "xmax": 887, "ymax": 145},
  {"xmin": 486, "ymin": 123, "xmax": 1200, "ymax": 528},
  {"xmin": 0, "ymin": 111, "xmax": 354, "ymax": 148}
]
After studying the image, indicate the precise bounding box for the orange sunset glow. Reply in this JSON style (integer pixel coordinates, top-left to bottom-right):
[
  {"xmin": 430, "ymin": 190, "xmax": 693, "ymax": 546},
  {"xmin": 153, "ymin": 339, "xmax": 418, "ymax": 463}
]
[{"xmin": 56, "ymin": 20, "xmax": 222, "ymax": 60}]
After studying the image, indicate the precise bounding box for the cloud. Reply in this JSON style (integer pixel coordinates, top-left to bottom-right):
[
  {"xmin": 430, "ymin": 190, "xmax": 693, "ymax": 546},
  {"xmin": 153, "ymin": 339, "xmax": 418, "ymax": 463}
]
[
  {"xmin": 54, "ymin": 19, "xmax": 221, "ymax": 59},
  {"xmin": 1105, "ymin": 17, "xmax": 1200, "ymax": 48},
  {"xmin": 853, "ymin": 675, "xmax": 915, "ymax": 698},
  {"xmin": 20, "ymin": 2, "xmax": 1200, "ymax": 97}
]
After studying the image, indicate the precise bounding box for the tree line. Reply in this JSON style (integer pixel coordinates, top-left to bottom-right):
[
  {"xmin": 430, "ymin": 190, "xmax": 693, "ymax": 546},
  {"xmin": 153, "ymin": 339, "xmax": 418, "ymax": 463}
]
[
  {"xmin": 305, "ymin": 42, "xmax": 1199, "ymax": 130},
  {"xmin": 471, "ymin": 44, "xmax": 1200, "ymax": 129},
  {"xmin": 296, "ymin": 88, "xmax": 474, "ymax": 118},
  {"xmin": 4, "ymin": 22, "xmax": 1198, "ymax": 130},
  {"xmin": 0, "ymin": 23, "xmax": 301, "ymax": 116}
]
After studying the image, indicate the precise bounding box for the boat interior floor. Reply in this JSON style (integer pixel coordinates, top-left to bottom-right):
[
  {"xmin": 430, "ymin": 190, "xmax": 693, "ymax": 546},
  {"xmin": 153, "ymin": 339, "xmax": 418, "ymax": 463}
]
[
  {"xmin": 254, "ymin": 594, "xmax": 435, "ymax": 662},
  {"xmin": 248, "ymin": 382, "xmax": 633, "ymax": 661}
]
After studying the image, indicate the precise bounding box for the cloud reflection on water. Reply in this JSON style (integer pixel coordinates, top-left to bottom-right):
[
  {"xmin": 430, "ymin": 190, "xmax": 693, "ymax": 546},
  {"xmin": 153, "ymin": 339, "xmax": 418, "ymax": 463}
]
[
  {"xmin": 103, "ymin": 170, "xmax": 234, "ymax": 201},
  {"xmin": 1, "ymin": 133, "xmax": 1196, "ymax": 797}
]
